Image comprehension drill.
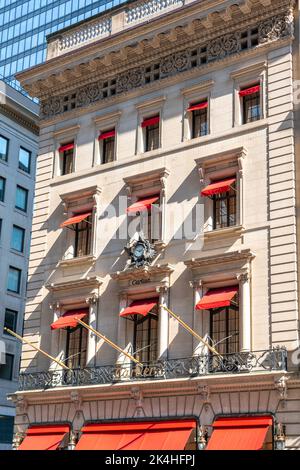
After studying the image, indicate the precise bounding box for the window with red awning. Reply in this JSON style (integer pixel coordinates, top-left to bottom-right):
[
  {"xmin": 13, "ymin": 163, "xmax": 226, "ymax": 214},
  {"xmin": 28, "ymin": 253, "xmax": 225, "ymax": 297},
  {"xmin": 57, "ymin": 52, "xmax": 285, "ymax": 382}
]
[
  {"xmin": 187, "ymin": 101, "xmax": 208, "ymax": 112},
  {"xmin": 18, "ymin": 425, "xmax": 70, "ymax": 451},
  {"xmin": 60, "ymin": 211, "xmax": 92, "ymax": 228},
  {"xmin": 58, "ymin": 142, "xmax": 74, "ymax": 153},
  {"xmin": 239, "ymin": 84, "xmax": 260, "ymax": 96},
  {"xmin": 98, "ymin": 129, "xmax": 115, "ymax": 140},
  {"xmin": 201, "ymin": 178, "xmax": 236, "ymax": 197},
  {"xmin": 50, "ymin": 308, "xmax": 89, "ymax": 330},
  {"xmin": 206, "ymin": 415, "xmax": 273, "ymax": 450},
  {"xmin": 196, "ymin": 286, "xmax": 238, "ymax": 310},
  {"xmin": 141, "ymin": 116, "xmax": 160, "ymax": 128},
  {"xmin": 120, "ymin": 298, "xmax": 158, "ymax": 318},
  {"xmin": 126, "ymin": 195, "xmax": 160, "ymax": 213}
]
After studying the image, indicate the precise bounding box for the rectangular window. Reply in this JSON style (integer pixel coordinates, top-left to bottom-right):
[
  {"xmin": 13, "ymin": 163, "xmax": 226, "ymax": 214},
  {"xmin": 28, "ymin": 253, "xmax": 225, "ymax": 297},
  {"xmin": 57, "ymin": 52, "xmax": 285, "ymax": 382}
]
[
  {"xmin": 99, "ymin": 130, "xmax": 115, "ymax": 164},
  {"xmin": 7, "ymin": 266, "xmax": 21, "ymax": 294},
  {"xmin": 65, "ymin": 325, "xmax": 88, "ymax": 369},
  {"xmin": 11, "ymin": 225, "xmax": 25, "ymax": 252},
  {"xmin": 210, "ymin": 299, "xmax": 239, "ymax": 356},
  {"xmin": 0, "ymin": 135, "xmax": 9, "ymax": 161},
  {"xmin": 0, "ymin": 354, "xmax": 14, "ymax": 380},
  {"xmin": 0, "ymin": 177, "xmax": 6, "ymax": 202},
  {"xmin": 143, "ymin": 116, "xmax": 160, "ymax": 152},
  {"xmin": 15, "ymin": 185, "xmax": 28, "ymax": 212},
  {"xmin": 74, "ymin": 214, "xmax": 92, "ymax": 258},
  {"xmin": 240, "ymin": 84, "xmax": 261, "ymax": 124},
  {"xmin": 189, "ymin": 101, "xmax": 208, "ymax": 138},
  {"xmin": 4, "ymin": 309, "xmax": 18, "ymax": 333},
  {"xmin": 59, "ymin": 143, "xmax": 74, "ymax": 175},
  {"xmin": 133, "ymin": 306, "xmax": 158, "ymax": 364},
  {"xmin": 18, "ymin": 147, "xmax": 31, "ymax": 173},
  {"xmin": 213, "ymin": 182, "xmax": 236, "ymax": 229},
  {"xmin": 0, "ymin": 416, "xmax": 14, "ymax": 444}
]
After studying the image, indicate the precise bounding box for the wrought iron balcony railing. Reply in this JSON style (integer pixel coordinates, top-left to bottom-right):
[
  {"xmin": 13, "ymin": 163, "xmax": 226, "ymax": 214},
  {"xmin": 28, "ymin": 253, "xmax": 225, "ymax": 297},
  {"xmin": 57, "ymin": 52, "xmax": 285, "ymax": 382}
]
[{"xmin": 18, "ymin": 348, "xmax": 287, "ymax": 391}]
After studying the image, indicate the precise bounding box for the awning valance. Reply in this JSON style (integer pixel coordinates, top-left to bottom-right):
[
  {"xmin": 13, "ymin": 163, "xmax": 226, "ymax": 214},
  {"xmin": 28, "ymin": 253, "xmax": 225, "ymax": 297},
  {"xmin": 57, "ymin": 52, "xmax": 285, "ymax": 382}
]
[
  {"xmin": 239, "ymin": 85, "xmax": 260, "ymax": 97},
  {"xmin": 187, "ymin": 101, "xmax": 208, "ymax": 112},
  {"xmin": 196, "ymin": 286, "xmax": 238, "ymax": 310},
  {"xmin": 58, "ymin": 143, "xmax": 74, "ymax": 153},
  {"xmin": 98, "ymin": 129, "xmax": 115, "ymax": 140},
  {"xmin": 60, "ymin": 211, "xmax": 92, "ymax": 228},
  {"xmin": 18, "ymin": 425, "xmax": 70, "ymax": 451},
  {"xmin": 75, "ymin": 420, "xmax": 196, "ymax": 450},
  {"xmin": 201, "ymin": 178, "xmax": 236, "ymax": 197},
  {"xmin": 126, "ymin": 195, "xmax": 159, "ymax": 213},
  {"xmin": 120, "ymin": 298, "xmax": 158, "ymax": 318},
  {"xmin": 206, "ymin": 416, "xmax": 273, "ymax": 450},
  {"xmin": 141, "ymin": 116, "xmax": 160, "ymax": 128},
  {"xmin": 50, "ymin": 309, "xmax": 89, "ymax": 330}
]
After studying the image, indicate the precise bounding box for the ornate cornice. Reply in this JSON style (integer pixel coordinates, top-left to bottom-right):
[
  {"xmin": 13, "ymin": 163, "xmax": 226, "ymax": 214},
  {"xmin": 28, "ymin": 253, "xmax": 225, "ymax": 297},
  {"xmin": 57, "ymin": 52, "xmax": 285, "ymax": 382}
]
[
  {"xmin": 46, "ymin": 276, "xmax": 103, "ymax": 293},
  {"xmin": 0, "ymin": 104, "xmax": 39, "ymax": 135},
  {"xmin": 185, "ymin": 249, "xmax": 255, "ymax": 270},
  {"xmin": 111, "ymin": 263, "xmax": 174, "ymax": 282}
]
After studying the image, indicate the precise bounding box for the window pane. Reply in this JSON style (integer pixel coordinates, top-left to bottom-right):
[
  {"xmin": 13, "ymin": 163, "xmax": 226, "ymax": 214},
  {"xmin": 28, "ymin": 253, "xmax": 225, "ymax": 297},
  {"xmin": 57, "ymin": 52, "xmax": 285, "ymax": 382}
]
[
  {"xmin": 66, "ymin": 326, "xmax": 88, "ymax": 369},
  {"xmin": 0, "ymin": 177, "xmax": 6, "ymax": 202},
  {"xmin": 62, "ymin": 149, "xmax": 74, "ymax": 175},
  {"xmin": 242, "ymin": 91, "xmax": 260, "ymax": 124},
  {"xmin": 11, "ymin": 225, "xmax": 25, "ymax": 252},
  {"xmin": 102, "ymin": 137, "xmax": 115, "ymax": 164},
  {"xmin": 0, "ymin": 416, "xmax": 14, "ymax": 444},
  {"xmin": 18, "ymin": 147, "xmax": 31, "ymax": 173},
  {"xmin": 0, "ymin": 354, "xmax": 14, "ymax": 380},
  {"xmin": 74, "ymin": 216, "xmax": 92, "ymax": 257},
  {"xmin": 4, "ymin": 309, "xmax": 18, "ymax": 333},
  {"xmin": 145, "ymin": 122, "xmax": 159, "ymax": 152},
  {"xmin": 192, "ymin": 108, "xmax": 208, "ymax": 138},
  {"xmin": 15, "ymin": 186, "xmax": 28, "ymax": 211},
  {"xmin": 7, "ymin": 267, "xmax": 21, "ymax": 293},
  {"xmin": 0, "ymin": 136, "xmax": 8, "ymax": 161}
]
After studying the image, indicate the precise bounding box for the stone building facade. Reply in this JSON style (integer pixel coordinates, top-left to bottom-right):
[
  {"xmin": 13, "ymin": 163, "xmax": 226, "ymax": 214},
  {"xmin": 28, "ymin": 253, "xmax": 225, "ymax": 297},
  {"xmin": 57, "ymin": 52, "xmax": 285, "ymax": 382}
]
[{"xmin": 11, "ymin": 0, "xmax": 300, "ymax": 450}]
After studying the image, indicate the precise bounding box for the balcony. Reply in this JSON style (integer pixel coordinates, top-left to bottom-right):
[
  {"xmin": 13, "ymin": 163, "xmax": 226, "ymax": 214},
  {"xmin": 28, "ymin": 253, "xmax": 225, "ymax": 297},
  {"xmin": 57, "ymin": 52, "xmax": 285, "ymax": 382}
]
[{"xmin": 19, "ymin": 348, "xmax": 287, "ymax": 391}]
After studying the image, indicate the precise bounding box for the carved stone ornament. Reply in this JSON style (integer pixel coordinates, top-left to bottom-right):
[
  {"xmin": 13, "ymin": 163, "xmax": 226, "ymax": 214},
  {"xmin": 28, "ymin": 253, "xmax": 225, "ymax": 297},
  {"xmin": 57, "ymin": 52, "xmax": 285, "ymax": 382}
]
[
  {"xmin": 124, "ymin": 231, "xmax": 157, "ymax": 268},
  {"xmin": 40, "ymin": 12, "xmax": 294, "ymax": 119},
  {"xmin": 197, "ymin": 384, "xmax": 210, "ymax": 403},
  {"xmin": 274, "ymin": 375, "xmax": 289, "ymax": 401}
]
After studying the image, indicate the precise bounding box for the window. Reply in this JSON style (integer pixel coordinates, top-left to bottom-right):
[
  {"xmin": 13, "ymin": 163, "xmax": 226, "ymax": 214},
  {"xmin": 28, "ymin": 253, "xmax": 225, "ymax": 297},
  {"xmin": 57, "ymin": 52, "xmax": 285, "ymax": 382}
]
[
  {"xmin": 0, "ymin": 136, "xmax": 9, "ymax": 162},
  {"xmin": 15, "ymin": 185, "xmax": 28, "ymax": 212},
  {"xmin": 213, "ymin": 181, "xmax": 237, "ymax": 229},
  {"xmin": 189, "ymin": 101, "xmax": 208, "ymax": 138},
  {"xmin": 210, "ymin": 297, "xmax": 239, "ymax": 355},
  {"xmin": 142, "ymin": 116, "xmax": 160, "ymax": 152},
  {"xmin": 7, "ymin": 266, "xmax": 21, "ymax": 293},
  {"xmin": 128, "ymin": 195, "xmax": 161, "ymax": 243},
  {"xmin": 0, "ymin": 177, "xmax": 6, "ymax": 202},
  {"xmin": 4, "ymin": 309, "xmax": 18, "ymax": 333},
  {"xmin": 11, "ymin": 225, "xmax": 25, "ymax": 252},
  {"xmin": 74, "ymin": 214, "xmax": 92, "ymax": 258},
  {"xmin": 99, "ymin": 129, "xmax": 115, "ymax": 164},
  {"xmin": 18, "ymin": 147, "xmax": 31, "ymax": 173},
  {"xmin": 133, "ymin": 305, "xmax": 158, "ymax": 364},
  {"xmin": 0, "ymin": 354, "xmax": 14, "ymax": 380},
  {"xmin": 65, "ymin": 325, "xmax": 88, "ymax": 369},
  {"xmin": 0, "ymin": 416, "xmax": 14, "ymax": 444},
  {"xmin": 59, "ymin": 142, "xmax": 74, "ymax": 175},
  {"xmin": 240, "ymin": 84, "xmax": 261, "ymax": 124}
]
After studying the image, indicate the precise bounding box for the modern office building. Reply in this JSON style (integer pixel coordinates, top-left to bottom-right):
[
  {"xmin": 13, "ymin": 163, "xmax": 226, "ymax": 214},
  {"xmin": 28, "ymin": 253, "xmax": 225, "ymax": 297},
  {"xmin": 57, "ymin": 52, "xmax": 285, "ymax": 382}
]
[
  {"xmin": 10, "ymin": 0, "xmax": 300, "ymax": 450},
  {"xmin": 0, "ymin": 79, "xmax": 39, "ymax": 449},
  {"xmin": 0, "ymin": 0, "xmax": 128, "ymax": 91}
]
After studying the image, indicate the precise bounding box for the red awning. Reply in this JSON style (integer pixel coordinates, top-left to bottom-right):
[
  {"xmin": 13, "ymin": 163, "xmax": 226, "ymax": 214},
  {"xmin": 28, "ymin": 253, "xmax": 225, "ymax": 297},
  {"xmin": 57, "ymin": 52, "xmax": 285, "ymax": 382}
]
[
  {"xmin": 126, "ymin": 195, "xmax": 159, "ymax": 213},
  {"xmin": 206, "ymin": 416, "xmax": 273, "ymax": 450},
  {"xmin": 58, "ymin": 143, "xmax": 74, "ymax": 153},
  {"xmin": 98, "ymin": 129, "xmax": 115, "ymax": 140},
  {"xmin": 187, "ymin": 101, "xmax": 208, "ymax": 112},
  {"xmin": 196, "ymin": 286, "xmax": 238, "ymax": 310},
  {"xmin": 50, "ymin": 309, "xmax": 89, "ymax": 330},
  {"xmin": 75, "ymin": 420, "xmax": 196, "ymax": 450},
  {"xmin": 239, "ymin": 84, "xmax": 260, "ymax": 97},
  {"xmin": 60, "ymin": 211, "xmax": 92, "ymax": 228},
  {"xmin": 201, "ymin": 178, "xmax": 236, "ymax": 197},
  {"xmin": 18, "ymin": 425, "xmax": 70, "ymax": 451},
  {"xmin": 141, "ymin": 116, "xmax": 160, "ymax": 128},
  {"xmin": 120, "ymin": 298, "xmax": 158, "ymax": 318}
]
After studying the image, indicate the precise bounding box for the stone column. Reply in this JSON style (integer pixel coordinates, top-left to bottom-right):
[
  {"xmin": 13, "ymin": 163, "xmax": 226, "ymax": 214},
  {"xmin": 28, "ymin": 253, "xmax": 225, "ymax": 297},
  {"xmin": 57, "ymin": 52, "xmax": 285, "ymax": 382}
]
[
  {"xmin": 86, "ymin": 295, "xmax": 98, "ymax": 366},
  {"xmin": 157, "ymin": 286, "xmax": 169, "ymax": 359},
  {"xmin": 238, "ymin": 272, "xmax": 251, "ymax": 352}
]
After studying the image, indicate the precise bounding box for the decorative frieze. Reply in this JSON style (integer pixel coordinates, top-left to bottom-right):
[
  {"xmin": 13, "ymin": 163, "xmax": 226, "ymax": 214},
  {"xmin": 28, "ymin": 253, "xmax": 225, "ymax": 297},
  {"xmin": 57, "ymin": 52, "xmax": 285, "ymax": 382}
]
[
  {"xmin": 40, "ymin": 12, "xmax": 293, "ymax": 119},
  {"xmin": 126, "ymin": 0, "xmax": 184, "ymax": 24}
]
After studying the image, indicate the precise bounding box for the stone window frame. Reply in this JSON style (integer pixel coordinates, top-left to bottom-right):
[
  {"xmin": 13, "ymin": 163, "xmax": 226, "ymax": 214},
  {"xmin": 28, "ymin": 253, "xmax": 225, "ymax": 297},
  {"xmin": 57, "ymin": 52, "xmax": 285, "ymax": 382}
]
[
  {"xmin": 123, "ymin": 167, "xmax": 170, "ymax": 250},
  {"xmin": 52, "ymin": 124, "xmax": 80, "ymax": 178},
  {"xmin": 59, "ymin": 185, "xmax": 102, "ymax": 265},
  {"xmin": 181, "ymin": 79, "xmax": 214, "ymax": 142},
  {"xmin": 231, "ymin": 61, "xmax": 266, "ymax": 128},
  {"xmin": 135, "ymin": 96, "xmax": 166, "ymax": 155},
  {"xmin": 195, "ymin": 146, "xmax": 247, "ymax": 237},
  {"xmin": 93, "ymin": 110, "xmax": 122, "ymax": 166}
]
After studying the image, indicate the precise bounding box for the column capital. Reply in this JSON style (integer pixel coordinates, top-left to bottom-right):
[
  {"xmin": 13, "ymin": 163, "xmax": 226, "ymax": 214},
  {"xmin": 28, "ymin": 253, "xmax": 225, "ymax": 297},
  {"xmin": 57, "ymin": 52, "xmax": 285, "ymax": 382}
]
[
  {"xmin": 86, "ymin": 294, "xmax": 98, "ymax": 305},
  {"xmin": 189, "ymin": 279, "xmax": 202, "ymax": 289},
  {"xmin": 49, "ymin": 301, "xmax": 61, "ymax": 310},
  {"xmin": 237, "ymin": 271, "xmax": 250, "ymax": 283},
  {"xmin": 156, "ymin": 285, "xmax": 168, "ymax": 294}
]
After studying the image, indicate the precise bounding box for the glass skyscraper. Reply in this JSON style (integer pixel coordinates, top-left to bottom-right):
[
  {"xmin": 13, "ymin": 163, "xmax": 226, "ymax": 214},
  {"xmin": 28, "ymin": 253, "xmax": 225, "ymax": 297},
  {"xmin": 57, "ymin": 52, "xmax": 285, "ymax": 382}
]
[{"xmin": 0, "ymin": 0, "xmax": 128, "ymax": 92}]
